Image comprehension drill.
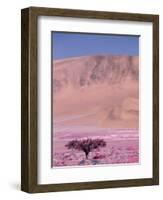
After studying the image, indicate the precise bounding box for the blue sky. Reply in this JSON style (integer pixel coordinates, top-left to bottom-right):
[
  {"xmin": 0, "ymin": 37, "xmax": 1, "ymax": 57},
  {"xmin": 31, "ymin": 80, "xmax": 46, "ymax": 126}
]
[{"xmin": 52, "ymin": 32, "xmax": 139, "ymax": 60}]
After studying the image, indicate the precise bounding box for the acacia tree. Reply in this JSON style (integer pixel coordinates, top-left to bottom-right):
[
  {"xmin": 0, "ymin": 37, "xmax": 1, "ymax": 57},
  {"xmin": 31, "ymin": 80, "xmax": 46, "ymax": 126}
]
[{"xmin": 65, "ymin": 138, "xmax": 106, "ymax": 159}]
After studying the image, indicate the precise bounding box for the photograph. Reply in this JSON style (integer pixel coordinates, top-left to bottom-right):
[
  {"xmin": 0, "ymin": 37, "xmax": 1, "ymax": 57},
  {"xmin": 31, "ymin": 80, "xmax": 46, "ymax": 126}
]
[
  {"xmin": 52, "ymin": 32, "xmax": 139, "ymax": 167},
  {"xmin": 21, "ymin": 7, "xmax": 159, "ymax": 193}
]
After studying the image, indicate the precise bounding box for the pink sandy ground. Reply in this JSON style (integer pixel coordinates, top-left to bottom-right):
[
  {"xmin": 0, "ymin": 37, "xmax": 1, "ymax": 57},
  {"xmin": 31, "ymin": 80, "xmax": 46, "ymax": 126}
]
[{"xmin": 52, "ymin": 128, "xmax": 139, "ymax": 167}]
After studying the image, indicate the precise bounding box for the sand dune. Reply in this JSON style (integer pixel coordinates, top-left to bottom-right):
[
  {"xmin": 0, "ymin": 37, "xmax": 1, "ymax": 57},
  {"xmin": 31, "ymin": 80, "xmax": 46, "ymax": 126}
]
[{"xmin": 53, "ymin": 55, "xmax": 139, "ymax": 129}]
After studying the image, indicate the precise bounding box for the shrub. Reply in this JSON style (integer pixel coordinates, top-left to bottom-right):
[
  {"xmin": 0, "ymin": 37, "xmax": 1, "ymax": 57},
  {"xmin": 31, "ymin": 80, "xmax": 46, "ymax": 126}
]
[{"xmin": 65, "ymin": 138, "xmax": 106, "ymax": 159}]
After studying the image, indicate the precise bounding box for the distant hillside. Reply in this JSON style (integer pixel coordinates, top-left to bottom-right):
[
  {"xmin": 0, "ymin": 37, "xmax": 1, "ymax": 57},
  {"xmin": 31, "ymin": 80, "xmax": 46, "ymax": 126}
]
[
  {"xmin": 53, "ymin": 55, "xmax": 138, "ymax": 93},
  {"xmin": 53, "ymin": 55, "xmax": 139, "ymax": 129}
]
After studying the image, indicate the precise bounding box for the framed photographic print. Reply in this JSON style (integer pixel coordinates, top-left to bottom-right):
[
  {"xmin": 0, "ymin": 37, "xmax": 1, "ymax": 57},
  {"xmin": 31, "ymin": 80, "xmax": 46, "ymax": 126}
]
[{"xmin": 21, "ymin": 7, "xmax": 159, "ymax": 193}]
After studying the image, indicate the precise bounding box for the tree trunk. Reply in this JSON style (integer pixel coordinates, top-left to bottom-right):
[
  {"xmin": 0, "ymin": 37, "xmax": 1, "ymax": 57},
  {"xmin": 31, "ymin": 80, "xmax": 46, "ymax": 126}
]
[{"xmin": 85, "ymin": 151, "xmax": 89, "ymax": 159}]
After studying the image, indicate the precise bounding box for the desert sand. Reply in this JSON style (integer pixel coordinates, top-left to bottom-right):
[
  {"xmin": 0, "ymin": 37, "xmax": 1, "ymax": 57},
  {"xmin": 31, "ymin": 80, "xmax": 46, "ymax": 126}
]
[
  {"xmin": 53, "ymin": 55, "xmax": 139, "ymax": 129},
  {"xmin": 52, "ymin": 55, "xmax": 139, "ymax": 167}
]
